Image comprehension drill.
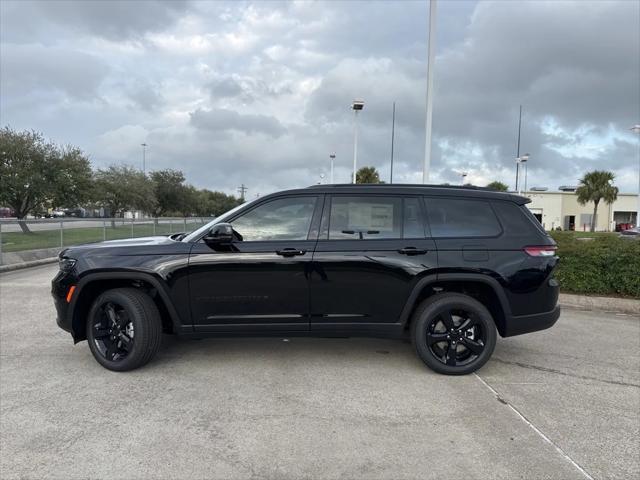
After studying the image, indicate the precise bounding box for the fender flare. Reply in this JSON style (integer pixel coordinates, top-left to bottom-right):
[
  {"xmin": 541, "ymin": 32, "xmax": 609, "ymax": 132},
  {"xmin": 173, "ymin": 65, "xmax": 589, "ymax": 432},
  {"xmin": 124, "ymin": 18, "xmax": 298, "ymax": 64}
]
[
  {"xmin": 398, "ymin": 272, "xmax": 512, "ymax": 329},
  {"xmin": 68, "ymin": 271, "xmax": 186, "ymax": 341}
]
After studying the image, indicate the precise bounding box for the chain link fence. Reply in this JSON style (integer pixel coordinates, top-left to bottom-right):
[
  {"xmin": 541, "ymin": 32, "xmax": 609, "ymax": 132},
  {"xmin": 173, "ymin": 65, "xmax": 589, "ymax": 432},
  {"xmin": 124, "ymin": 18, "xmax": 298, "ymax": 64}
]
[{"xmin": 0, "ymin": 217, "xmax": 214, "ymax": 265}]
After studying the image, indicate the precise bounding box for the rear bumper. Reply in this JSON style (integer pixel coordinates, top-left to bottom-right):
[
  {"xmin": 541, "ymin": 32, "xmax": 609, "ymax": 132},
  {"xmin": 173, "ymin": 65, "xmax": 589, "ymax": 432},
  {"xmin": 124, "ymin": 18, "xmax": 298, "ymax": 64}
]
[{"xmin": 502, "ymin": 305, "xmax": 561, "ymax": 337}]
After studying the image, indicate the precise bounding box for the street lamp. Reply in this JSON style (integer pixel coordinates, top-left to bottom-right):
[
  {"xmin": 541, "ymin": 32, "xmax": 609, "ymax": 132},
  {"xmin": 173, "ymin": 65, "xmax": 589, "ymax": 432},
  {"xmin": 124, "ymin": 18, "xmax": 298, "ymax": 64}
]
[
  {"xmin": 329, "ymin": 154, "xmax": 336, "ymax": 184},
  {"xmin": 631, "ymin": 125, "xmax": 640, "ymax": 227},
  {"xmin": 141, "ymin": 143, "xmax": 148, "ymax": 174},
  {"xmin": 352, "ymin": 99, "xmax": 364, "ymax": 184},
  {"xmin": 460, "ymin": 172, "xmax": 468, "ymax": 185},
  {"xmin": 516, "ymin": 153, "xmax": 530, "ymax": 195}
]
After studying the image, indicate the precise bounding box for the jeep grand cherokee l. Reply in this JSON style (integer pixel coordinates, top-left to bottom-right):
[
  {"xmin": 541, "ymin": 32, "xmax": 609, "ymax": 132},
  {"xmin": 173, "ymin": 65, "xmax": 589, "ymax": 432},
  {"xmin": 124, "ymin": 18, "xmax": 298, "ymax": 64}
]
[{"xmin": 52, "ymin": 184, "xmax": 560, "ymax": 375}]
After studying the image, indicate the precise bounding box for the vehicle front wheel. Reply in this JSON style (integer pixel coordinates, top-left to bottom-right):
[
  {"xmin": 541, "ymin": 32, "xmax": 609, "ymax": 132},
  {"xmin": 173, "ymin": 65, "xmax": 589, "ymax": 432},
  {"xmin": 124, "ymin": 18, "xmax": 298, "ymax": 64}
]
[
  {"xmin": 411, "ymin": 293, "xmax": 497, "ymax": 375},
  {"xmin": 86, "ymin": 288, "xmax": 162, "ymax": 371}
]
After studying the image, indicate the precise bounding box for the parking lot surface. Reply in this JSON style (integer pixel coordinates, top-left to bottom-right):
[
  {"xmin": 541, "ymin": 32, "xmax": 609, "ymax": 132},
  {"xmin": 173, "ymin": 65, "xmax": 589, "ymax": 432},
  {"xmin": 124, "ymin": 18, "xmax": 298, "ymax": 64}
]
[{"xmin": 1, "ymin": 265, "xmax": 638, "ymax": 480}]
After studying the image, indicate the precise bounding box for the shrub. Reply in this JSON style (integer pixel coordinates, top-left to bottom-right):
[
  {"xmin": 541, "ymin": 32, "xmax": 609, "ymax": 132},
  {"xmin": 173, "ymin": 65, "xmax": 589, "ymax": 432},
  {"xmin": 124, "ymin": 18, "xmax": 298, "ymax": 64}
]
[{"xmin": 550, "ymin": 232, "xmax": 640, "ymax": 298}]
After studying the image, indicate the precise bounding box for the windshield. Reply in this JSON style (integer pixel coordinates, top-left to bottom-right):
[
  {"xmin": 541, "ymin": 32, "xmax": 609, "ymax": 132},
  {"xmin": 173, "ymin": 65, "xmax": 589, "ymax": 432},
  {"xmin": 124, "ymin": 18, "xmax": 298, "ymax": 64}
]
[{"xmin": 182, "ymin": 199, "xmax": 255, "ymax": 242}]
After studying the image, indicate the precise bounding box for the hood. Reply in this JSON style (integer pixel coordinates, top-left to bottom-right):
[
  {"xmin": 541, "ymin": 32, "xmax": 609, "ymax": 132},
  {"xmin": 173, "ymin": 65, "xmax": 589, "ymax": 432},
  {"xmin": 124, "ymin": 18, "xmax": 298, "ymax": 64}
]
[{"xmin": 60, "ymin": 235, "xmax": 184, "ymax": 258}]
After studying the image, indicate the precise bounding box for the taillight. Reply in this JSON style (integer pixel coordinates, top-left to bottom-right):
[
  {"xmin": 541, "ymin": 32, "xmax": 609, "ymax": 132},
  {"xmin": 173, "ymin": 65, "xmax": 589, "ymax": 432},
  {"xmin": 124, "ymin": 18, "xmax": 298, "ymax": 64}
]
[{"xmin": 524, "ymin": 246, "xmax": 557, "ymax": 257}]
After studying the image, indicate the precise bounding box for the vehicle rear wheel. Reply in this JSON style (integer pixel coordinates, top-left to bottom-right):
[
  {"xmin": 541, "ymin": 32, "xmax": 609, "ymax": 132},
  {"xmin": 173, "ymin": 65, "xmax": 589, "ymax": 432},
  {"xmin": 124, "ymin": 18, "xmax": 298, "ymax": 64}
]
[
  {"xmin": 86, "ymin": 288, "xmax": 162, "ymax": 371},
  {"xmin": 411, "ymin": 293, "xmax": 497, "ymax": 375}
]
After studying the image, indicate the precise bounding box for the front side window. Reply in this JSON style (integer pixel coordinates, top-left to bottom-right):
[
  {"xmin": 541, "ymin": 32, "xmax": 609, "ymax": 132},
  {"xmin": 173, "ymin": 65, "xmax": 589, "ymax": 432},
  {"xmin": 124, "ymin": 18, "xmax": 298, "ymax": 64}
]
[
  {"xmin": 231, "ymin": 196, "xmax": 317, "ymax": 241},
  {"xmin": 426, "ymin": 198, "xmax": 501, "ymax": 237},
  {"xmin": 328, "ymin": 196, "xmax": 401, "ymax": 239}
]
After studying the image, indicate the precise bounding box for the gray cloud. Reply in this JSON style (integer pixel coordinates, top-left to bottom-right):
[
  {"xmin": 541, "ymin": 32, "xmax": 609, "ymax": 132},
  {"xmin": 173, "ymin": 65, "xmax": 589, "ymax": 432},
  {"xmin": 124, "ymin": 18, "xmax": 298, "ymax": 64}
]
[
  {"xmin": 0, "ymin": 0, "xmax": 638, "ymax": 196},
  {"xmin": 190, "ymin": 108, "xmax": 286, "ymax": 138}
]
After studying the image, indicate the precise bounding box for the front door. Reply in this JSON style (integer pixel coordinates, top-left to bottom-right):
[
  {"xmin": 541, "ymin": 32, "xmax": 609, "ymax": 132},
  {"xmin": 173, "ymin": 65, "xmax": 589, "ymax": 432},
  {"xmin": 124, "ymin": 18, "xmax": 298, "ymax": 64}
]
[
  {"xmin": 188, "ymin": 195, "xmax": 322, "ymax": 333},
  {"xmin": 310, "ymin": 195, "xmax": 437, "ymax": 333}
]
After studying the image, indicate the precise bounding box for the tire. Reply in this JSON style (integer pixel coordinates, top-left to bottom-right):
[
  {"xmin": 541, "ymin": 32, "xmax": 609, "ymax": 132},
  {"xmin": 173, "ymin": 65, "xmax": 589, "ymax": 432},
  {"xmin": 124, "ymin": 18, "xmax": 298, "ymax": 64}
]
[
  {"xmin": 86, "ymin": 288, "xmax": 162, "ymax": 372},
  {"xmin": 411, "ymin": 293, "xmax": 497, "ymax": 375}
]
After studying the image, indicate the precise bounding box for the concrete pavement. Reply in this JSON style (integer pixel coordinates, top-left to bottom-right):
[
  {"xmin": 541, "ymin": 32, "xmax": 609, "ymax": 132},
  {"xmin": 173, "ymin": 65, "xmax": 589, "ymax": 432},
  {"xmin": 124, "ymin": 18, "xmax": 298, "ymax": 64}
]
[{"xmin": 1, "ymin": 265, "xmax": 638, "ymax": 479}]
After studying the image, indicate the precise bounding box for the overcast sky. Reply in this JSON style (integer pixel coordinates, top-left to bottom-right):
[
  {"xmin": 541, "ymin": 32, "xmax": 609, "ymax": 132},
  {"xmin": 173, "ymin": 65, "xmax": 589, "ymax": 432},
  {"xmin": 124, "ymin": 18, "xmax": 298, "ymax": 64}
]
[{"xmin": 1, "ymin": 0, "xmax": 639, "ymax": 197}]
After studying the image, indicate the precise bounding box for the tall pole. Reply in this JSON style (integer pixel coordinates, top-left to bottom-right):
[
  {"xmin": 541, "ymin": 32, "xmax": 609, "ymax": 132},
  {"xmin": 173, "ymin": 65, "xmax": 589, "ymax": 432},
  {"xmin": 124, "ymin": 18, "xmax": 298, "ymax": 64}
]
[
  {"xmin": 141, "ymin": 143, "xmax": 148, "ymax": 174},
  {"xmin": 390, "ymin": 102, "xmax": 396, "ymax": 184},
  {"xmin": 422, "ymin": 0, "xmax": 437, "ymax": 183},
  {"xmin": 329, "ymin": 154, "xmax": 336, "ymax": 184},
  {"xmin": 515, "ymin": 105, "xmax": 522, "ymax": 191},
  {"xmin": 352, "ymin": 110, "xmax": 360, "ymax": 184}
]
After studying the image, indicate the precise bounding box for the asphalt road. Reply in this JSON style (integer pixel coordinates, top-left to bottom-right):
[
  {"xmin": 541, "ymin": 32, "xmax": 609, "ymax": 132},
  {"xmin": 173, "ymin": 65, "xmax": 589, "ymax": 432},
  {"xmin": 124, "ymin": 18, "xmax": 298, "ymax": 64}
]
[{"xmin": 1, "ymin": 265, "xmax": 638, "ymax": 480}]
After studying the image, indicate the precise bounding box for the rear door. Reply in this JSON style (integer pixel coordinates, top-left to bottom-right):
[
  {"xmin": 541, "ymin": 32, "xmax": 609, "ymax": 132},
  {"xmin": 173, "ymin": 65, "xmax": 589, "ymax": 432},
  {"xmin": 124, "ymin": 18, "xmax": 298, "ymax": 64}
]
[{"xmin": 309, "ymin": 194, "xmax": 437, "ymax": 331}]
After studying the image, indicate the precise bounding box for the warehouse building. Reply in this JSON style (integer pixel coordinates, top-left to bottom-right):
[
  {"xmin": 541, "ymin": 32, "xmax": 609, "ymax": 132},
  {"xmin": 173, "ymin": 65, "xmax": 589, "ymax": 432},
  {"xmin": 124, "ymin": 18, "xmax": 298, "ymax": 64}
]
[{"xmin": 523, "ymin": 188, "xmax": 637, "ymax": 231}]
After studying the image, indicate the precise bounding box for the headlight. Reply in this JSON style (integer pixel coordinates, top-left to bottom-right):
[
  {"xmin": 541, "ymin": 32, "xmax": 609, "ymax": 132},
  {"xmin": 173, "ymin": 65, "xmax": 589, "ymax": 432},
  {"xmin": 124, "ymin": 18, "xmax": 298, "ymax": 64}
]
[{"xmin": 59, "ymin": 257, "xmax": 76, "ymax": 272}]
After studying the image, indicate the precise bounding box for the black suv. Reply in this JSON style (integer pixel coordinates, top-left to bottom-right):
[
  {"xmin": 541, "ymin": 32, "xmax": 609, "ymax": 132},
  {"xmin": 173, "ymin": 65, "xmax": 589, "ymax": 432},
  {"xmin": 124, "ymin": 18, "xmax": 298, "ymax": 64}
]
[{"xmin": 52, "ymin": 185, "xmax": 560, "ymax": 375}]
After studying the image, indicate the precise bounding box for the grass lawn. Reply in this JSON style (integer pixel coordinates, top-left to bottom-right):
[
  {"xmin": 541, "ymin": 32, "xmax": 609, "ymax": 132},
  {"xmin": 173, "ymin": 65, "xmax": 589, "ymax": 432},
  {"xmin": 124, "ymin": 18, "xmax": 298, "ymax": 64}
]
[{"xmin": 0, "ymin": 220, "xmax": 206, "ymax": 253}]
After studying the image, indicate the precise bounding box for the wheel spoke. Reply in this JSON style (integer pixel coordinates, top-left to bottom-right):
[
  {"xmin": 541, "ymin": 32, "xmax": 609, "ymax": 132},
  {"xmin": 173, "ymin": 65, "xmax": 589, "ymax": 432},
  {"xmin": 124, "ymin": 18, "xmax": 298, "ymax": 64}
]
[
  {"xmin": 426, "ymin": 331, "xmax": 449, "ymax": 345},
  {"xmin": 118, "ymin": 333, "xmax": 132, "ymax": 351},
  {"xmin": 440, "ymin": 311, "xmax": 455, "ymax": 330},
  {"xmin": 461, "ymin": 338, "xmax": 484, "ymax": 355},
  {"xmin": 105, "ymin": 341, "xmax": 117, "ymax": 360},
  {"xmin": 458, "ymin": 315, "xmax": 478, "ymax": 331},
  {"xmin": 446, "ymin": 342, "xmax": 457, "ymax": 366},
  {"xmin": 93, "ymin": 328, "xmax": 110, "ymax": 339},
  {"xmin": 104, "ymin": 303, "xmax": 118, "ymax": 325}
]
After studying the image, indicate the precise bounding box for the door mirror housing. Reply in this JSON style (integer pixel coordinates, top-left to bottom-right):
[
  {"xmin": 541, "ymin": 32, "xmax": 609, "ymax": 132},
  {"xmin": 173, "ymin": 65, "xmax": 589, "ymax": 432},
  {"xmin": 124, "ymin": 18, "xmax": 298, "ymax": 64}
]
[{"xmin": 203, "ymin": 223, "xmax": 234, "ymax": 247}]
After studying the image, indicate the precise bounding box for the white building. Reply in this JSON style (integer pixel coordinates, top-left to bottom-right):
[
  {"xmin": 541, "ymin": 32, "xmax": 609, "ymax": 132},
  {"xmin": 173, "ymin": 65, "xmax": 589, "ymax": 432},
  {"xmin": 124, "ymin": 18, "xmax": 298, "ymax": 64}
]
[{"xmin": 524, "ymin": 189, "xmax": 637, "ymax": 231}]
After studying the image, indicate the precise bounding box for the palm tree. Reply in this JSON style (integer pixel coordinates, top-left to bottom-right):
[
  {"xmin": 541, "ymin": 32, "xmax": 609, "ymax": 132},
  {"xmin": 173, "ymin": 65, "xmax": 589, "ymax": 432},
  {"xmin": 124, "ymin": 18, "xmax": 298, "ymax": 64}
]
[
  {"xmin": 575, "ymin": 170, "xmax": 618, "ymax": 232},
  {"xmin": 356, "ymin": 166, "xmax": 383, "ymax": 184}
]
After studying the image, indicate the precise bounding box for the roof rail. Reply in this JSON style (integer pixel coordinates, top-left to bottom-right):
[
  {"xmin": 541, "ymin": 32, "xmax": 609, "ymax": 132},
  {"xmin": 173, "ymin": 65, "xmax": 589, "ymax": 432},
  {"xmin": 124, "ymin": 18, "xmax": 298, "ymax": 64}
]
[{"xmin": 307, "ymin": 183, "xmax": 492, "ymax": 191}]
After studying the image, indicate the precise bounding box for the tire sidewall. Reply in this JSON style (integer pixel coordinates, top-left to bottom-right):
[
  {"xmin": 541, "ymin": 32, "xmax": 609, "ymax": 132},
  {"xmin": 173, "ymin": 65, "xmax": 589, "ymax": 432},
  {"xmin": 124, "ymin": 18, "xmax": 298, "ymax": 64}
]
[{"xmin": 412, "ymin": 294, "xmax": 497, "ymax": 375}]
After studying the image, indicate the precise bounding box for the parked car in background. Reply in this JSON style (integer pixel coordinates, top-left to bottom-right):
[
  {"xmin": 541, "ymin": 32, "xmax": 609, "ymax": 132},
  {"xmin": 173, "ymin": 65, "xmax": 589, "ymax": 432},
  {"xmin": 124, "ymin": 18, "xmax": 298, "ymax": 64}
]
[
  {"xmin": 52, "ymin": 184, "xmax": 560, "ymax": 375},
  {"xmin": 620, "ymin": 226, "xmax": 640, "ymax": 239},
  {"xmin": 0, "ymin": 207, "xmax": 15, "ymax": 218}
]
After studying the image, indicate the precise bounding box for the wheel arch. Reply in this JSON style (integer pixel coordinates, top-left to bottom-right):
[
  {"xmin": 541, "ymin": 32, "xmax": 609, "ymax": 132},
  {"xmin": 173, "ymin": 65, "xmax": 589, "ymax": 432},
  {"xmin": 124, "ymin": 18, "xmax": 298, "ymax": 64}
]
[
  {"xmin": 399, "ymin": 273, "xmax": 512, "ymax": 337},
  {"xmin": 68, "ymin": 272, "xmax": 184, "ymax": 343}
]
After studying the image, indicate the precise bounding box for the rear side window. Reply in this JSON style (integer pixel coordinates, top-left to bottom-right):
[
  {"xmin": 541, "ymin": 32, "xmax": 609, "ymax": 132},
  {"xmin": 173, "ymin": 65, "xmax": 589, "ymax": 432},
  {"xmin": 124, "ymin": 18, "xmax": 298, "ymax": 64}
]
[
  {"xmin": 426, "ymin": 198, "xmax": 501, "ymax": 237},
  {"xmin": 492, "ymin": 201, "xmax": 546, "ymax": 237},
  {"xmin": 328, "ymin": 196, "xmax": 401, "ymax": 239}
]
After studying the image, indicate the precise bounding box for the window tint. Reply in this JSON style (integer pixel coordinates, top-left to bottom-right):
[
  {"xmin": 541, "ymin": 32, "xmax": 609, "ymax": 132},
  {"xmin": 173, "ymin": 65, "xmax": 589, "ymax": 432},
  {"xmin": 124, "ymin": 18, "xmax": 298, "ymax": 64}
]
[
  {"xmin": 403, "ymin": 197, "xmax": 425, "ymax": 238},
  {"xmin": 329, "ymin": 196, "xmax": 401, "ymax": 239},
  {"xmin": 426, "ymin": 198, "xmax": 501, "ymax": 237},
  {"xmin": 492, "ymin": 201, "xmax": 546, "ymax": 236},
  {"xmin": 231, "ymin": 196, "xmax": 317, "ymax": 241}
]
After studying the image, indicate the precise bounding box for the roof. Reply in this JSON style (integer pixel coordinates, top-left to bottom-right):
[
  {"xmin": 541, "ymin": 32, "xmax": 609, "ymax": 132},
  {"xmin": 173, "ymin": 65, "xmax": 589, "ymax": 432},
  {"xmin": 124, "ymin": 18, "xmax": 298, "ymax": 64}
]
[{"xmin": 275, "ymin": 183, "xmax": 530, "ymax": 205}]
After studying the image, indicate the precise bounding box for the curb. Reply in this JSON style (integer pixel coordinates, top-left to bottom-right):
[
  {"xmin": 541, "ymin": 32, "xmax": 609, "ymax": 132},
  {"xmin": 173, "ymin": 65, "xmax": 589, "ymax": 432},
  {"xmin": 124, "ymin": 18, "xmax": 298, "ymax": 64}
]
[
  {"xmin": 559, "ymin": 293, "xmax": 639, "ymax": 315},
  {"xmin": 0, "ymin": 257, "xmax": 58, "ymax": 273}
]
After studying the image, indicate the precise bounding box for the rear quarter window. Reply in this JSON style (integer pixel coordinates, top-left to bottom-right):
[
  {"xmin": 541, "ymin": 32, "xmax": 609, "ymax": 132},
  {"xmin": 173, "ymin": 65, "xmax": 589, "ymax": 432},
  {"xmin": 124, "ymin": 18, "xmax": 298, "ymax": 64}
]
[
  {"xmin": 492, "ymin": 201, "xmax": 547, "ymax": 238},
  {"xmin": 425, "ymin": 197, "xmax": 501, "ymax": 237}
]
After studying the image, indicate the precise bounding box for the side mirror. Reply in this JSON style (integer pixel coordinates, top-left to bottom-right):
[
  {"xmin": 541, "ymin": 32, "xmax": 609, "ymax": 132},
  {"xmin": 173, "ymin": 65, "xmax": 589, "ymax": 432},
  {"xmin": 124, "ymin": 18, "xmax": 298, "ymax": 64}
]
[{"xmin": 203, "ymin": 223, "xmax": 234, "ymax": 248}]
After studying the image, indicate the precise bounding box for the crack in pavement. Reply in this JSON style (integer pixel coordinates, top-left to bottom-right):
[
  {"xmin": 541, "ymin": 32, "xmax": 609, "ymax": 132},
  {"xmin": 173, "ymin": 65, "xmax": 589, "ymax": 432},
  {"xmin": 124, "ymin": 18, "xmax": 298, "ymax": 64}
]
[
  {"xmin": 474, "ymin": 373, "xmax": 595, "ymax": 480},
  {"xmin": 490, "ymin": 357, "xmax": 640, "ymax": 388}
]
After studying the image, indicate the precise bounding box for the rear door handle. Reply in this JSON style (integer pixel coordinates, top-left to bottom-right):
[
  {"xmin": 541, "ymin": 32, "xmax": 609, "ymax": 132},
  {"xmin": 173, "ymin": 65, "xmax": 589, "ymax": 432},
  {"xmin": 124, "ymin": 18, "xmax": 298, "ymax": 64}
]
[
  {"xmin": 398, "ymin": 247, "xmax": 428, "ymax": 255},
  {"xmin": 276, "ymin": 248, "xmax": 307, "ymax": 257}
]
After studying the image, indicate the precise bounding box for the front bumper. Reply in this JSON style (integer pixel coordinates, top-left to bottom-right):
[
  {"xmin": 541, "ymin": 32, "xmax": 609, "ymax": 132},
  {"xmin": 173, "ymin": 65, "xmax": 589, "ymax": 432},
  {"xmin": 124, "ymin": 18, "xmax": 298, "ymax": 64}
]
[
  {"xmin": 51, "ymin": 270, "xmax": 74, "ymax": 334},
  {"xmin": 502, "ymin": 305, "xmax": 561, "ymax": 337}
]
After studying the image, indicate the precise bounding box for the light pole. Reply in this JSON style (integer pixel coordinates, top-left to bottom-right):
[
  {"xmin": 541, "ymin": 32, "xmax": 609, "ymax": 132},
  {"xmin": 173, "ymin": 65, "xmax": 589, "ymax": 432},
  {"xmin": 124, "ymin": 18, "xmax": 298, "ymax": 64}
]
[
  {"xmin": 390, "ymin": 101, "xmax": 396, "ymax": 184},
  {"xmin": 460, "ymin": 172, "xmax": 468, "ymax": 185},
  {"xmin": 516, "ymin": 153, "xmax": 529, "ymax": 195},
  {"xmin": 329, "ymin": 154, "xmax": 336, "ymax": 184},
  {"xmin": 141, "ymin": 143, "xmax": 148, "ymax": 174},
  {"xmin": 631, "ymin": 125, "xmax": 640, "ymax": 227},
  {"xmin": 423, "ymin": 0, "xmax": 437, "ymax": 183},
  {"xmin": 352, "ymin": 99, "xmax": 364, "ymax": 184}
]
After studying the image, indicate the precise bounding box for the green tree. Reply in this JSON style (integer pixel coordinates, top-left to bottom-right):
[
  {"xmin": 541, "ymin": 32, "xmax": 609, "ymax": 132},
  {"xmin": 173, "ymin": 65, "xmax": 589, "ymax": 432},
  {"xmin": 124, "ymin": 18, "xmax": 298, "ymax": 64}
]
[
  {"xmin": 150, "ymin": 169, "xmax": 187, "ymax": 218},
  {"xmin": 575, "ymin": 170, "xmax": 619, "ymax": 232},
  {"xmin": 486, "ymin": 181, "xmax": 509, "ymax": 192},
  {"xmin": 0, "ymin": 127, "xmax": 92, "ymax": 233},
  {"xmin": 356, "ymin": 166, "xmax": 383, "ymax": 184},
  {"xmin": 195, "ymin": 190, "xmax": 242, "ymax": 216},
  {"xmin": 94, "ymin": 165, "xmax": 156, "ymax": 226}
]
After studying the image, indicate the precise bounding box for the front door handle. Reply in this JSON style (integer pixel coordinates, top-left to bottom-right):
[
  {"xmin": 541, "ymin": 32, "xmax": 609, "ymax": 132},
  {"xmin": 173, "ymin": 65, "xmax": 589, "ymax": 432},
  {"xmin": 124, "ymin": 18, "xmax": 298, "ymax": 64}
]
[
  {"xmin": 276, "ymin": 248, "xmax": 307, "ymax": 257},
  {"xmin": 398, "ymin": 247, "xmax": 428, "ymax": 256}
]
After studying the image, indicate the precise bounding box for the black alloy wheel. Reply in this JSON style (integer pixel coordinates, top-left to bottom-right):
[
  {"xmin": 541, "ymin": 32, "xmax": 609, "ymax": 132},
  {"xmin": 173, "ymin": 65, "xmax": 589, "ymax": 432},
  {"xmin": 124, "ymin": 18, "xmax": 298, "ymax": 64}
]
[
  {"xmin": 86, "ymin": 288, "xmax": 162, "ymax": 371},
  {"xmin": 411, "ymin": 293, "xmax": 497, "ymax": 375}
]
